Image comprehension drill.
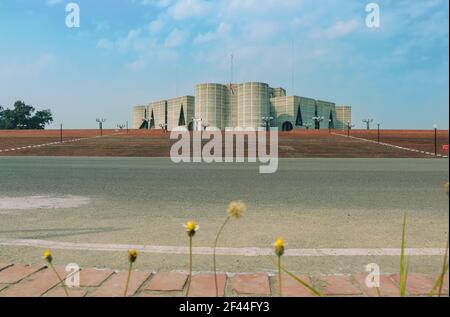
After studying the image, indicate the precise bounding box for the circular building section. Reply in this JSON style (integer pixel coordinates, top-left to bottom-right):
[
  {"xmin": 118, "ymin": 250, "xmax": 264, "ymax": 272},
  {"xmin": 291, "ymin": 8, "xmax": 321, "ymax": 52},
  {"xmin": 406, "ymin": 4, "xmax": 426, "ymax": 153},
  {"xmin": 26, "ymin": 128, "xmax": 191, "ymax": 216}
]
[
  {"xmin": 195, "ymin": 83, "xmax": 228, "ymax": 130},
  {"xmin": 237, "ymin": 82, "xmax": 270, "ymax": 130}
]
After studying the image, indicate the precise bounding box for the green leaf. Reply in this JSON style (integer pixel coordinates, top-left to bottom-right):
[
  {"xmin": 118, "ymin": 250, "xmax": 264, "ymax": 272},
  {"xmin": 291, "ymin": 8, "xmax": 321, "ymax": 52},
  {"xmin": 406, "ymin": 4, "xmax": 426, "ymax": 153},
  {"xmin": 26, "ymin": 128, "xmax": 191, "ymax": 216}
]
[
  {"xmin": 400, "ymin": 213, "xmax": 408, "ymax": 297},
  {"xmin": 281, "ymin": 267, "xmax": 325, "ymax": 297},
  {"xmin": 429, "ymin": 240, "xmax": 449, "ymax": 297}
]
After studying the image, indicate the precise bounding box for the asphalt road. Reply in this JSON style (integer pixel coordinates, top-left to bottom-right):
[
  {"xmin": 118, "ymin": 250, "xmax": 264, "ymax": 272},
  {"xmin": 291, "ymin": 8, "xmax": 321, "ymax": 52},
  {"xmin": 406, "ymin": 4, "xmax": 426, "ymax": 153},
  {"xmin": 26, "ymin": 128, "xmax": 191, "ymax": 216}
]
[{"xmin": 0, "ymin": 157, "xmax": 448, "ymax": 274}]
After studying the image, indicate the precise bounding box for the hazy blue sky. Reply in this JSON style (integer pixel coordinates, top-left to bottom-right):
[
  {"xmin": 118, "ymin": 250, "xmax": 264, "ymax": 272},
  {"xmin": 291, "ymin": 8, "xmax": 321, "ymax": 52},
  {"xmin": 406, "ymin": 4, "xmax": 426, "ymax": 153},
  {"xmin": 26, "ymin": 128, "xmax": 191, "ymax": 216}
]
[{"xmin": 0, "ymin": 0, "xmax": 448, "ymax": 129}]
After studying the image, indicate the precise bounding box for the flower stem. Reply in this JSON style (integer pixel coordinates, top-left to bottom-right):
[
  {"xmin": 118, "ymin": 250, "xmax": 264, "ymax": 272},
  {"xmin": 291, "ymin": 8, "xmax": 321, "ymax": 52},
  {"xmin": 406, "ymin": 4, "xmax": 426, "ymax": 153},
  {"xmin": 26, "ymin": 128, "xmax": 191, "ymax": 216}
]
[
  {"xmin": 186, "ymin": 235, "xmax": 193, "ymax": 296},
  {"xmin": 124, "ymin": 262, "xmax": 133, "ymax": 297},
  {"xmin": 437, "ymin": 239, "xmax": 449, "ymax": 297},
  {"xmin": 213, "ymin": 217, "xmax": 230, "ymax": 297},
  {"xmin": 50, "ymin": 263, "xmax": 69, "ymax": 297},
  {"xmin": 278, "ymin": 255, "xmax": 282, "ymax": 297},
  {"xmin": 375, "ymin": 287, "xmax": 382, "ymax": 297}
]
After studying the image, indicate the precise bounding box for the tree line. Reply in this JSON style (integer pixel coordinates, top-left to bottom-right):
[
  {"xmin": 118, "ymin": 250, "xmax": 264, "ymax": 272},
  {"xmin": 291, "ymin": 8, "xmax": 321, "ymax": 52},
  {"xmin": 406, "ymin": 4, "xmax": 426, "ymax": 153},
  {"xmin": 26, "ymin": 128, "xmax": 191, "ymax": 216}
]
[{"xmin": 0, "ymin": 101, "xmax": 53, "ymax": 129}]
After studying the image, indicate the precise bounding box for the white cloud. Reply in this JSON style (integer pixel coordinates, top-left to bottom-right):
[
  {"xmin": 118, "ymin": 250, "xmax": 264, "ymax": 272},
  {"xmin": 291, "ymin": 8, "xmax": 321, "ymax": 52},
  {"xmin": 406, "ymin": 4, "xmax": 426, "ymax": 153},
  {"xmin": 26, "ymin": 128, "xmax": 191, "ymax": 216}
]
[
  {"xmin": 168, "ymin": 0, "xmax": 211, "ymax": 20},
  {"xmin": 226, "ymin": 0, "xmax": 303, "ymax": 12},
  {"xmin": 242, "ymin": 21, "xmax": 281, "ymax": 41},
  {"xmin": 46, "ymin": 0, "xmax": 62, "ymax": 6},
  {"xmin": 194, "ymin": 23, "xmax": 230, "ymax": 44},
  {"xmin": 125, "ymin": 58, "xmax": 146, "ymax": 71},
  {"xmin": 148, "ymin": 18, "xmax": 164, "ymax": 33},
  {"xmin": 95, "ymin": 22, "xmax": 110, "ymax": 33},
  {"xmin": 322, "ymin": 19, "xmax": 361, "ymax": 38},
  {"xmin": 97, "ymin": 38, "xmax": 113, "ymax": 49},
  {"xmin": 140, "ymin": 0, "xmax": 173, "ymax": 8},
  {"xmin": 0, "ymin": 53, "xmax": 57, "ymax": 80},
  {"xmin": 164, "ymin": 28, "xmax": 189, "ymax": 47},
  {"xmin": 117, "ymin": 28, "xmax": 143, "ymax": 52}
]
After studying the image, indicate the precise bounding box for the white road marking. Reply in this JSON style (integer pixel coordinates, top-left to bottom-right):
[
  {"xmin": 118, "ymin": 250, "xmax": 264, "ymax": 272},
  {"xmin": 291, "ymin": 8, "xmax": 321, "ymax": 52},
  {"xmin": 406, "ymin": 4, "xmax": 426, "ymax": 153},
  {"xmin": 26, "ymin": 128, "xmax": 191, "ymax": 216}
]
[
  {"xmin": 0, "ymin": 132, "xmax": 125, "ymax": 154},
  {"xmin": 333, "ymin": 133, "xmax": 448, "ymax": 158},
  {"xmin": 0, "ymin": 239, "xmax": 446, "ymax": 257}
]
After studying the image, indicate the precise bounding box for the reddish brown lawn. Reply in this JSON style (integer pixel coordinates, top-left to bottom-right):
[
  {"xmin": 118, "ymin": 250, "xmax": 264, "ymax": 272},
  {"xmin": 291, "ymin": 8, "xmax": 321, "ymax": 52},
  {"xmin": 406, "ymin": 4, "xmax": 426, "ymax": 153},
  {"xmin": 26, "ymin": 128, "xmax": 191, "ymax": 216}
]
[
  {"xmin": 0, "ymin": 129, "xmax": 448, "ymax": 158},
  {"xmin": 0, "ymin": 129, "xmax": 115, "ymax": 150}
]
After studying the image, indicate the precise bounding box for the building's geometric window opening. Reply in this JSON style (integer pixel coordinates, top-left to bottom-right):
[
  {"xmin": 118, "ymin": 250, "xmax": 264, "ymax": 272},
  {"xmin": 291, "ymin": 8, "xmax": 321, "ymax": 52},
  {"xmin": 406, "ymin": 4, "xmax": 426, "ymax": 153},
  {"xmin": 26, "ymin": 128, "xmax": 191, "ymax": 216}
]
[
  {"xmin": 139, "ymin": 108, "xmax": 148, "ymax": 129},
  {"xmin": 150, "ymin": 110, "xmax": 155, "ymax": 129},
  {"xmin": 282, "ymin": 121, "xmax": 293, "ymax": 132},
  {"xmin": 164, "ymin": 101, "xmax": 168, "ymax": 129},
  {"xmin": 178, "ymin": 104, "xmax": 186, "ymax": 126},
  {"xmin": 329, "ymin": 111, "xmax": 334, "ymax": 129},
  {"xmin": 295, "ymin": 105, "xmax": 303, "ymax": 126},
  {"xmin": 139, "ymin": 120, "xmax": 148, "ymax": 129},
  {"xmin": 188, "ymin": 121, "xmax": 193, "ymax": 131},
  {"xmin": 314, "ymin": 101, "xmax": 320, "ymax": 130}
]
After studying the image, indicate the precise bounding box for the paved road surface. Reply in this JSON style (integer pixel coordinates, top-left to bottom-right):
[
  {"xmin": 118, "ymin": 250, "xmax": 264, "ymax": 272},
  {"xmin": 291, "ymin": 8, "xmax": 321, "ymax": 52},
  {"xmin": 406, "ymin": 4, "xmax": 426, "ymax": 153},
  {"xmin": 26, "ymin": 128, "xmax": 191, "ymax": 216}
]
[{"xmin": 0, "ymin": 157, "xmax": 448, "ymax": 274}]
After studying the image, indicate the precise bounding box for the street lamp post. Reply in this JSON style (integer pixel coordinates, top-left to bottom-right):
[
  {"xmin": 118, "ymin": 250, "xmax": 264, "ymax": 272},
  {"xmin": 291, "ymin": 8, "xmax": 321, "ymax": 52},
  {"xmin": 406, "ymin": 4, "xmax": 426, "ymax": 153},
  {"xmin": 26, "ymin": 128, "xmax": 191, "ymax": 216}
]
[
  {"xmin": 60, "ymin": 124, "xmax": 63, "ymax": 143},
  {"xmin": 96, "ymin": 118, "xmax": 106, "ymax": 136},
  {"xmin": 347, "ymin": 122, "xmax": 355, "ymax": 137},
  {"xmin": 126, "ymin": 121, "xmax": 129, "ymax": 133},
  {"xmin": 377, "ymin": 123, "xmax": 381, "ymax": 143},
  {"xmin": 312, "ymin": 116, "xmax": 324, "ymax": 130},
  {"xmin": 262, "ymin": 116, "xmax": 274, "ymax": 132},
  {"xmin": 304, "ymin": 122, "xmax": 313, "ymax": 130},
  {"xmin": 363, "ymin": 119, "xmax": 374, "ymax": 130},
  {"xmin": 192, "ymin": 117, "xmax": 204, "ymax": 132},
  {"xmin": 433, "ymin": 124, "xmax": 438, "ymax": 156}
]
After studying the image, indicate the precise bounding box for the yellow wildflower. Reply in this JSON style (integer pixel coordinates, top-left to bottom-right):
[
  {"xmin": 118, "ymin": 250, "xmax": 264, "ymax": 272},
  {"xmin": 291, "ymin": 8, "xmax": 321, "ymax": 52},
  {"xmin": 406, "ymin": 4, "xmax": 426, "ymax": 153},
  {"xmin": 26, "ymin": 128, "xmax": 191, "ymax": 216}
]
[
  {"xmin": 274, "ymin": 238, "xmax": 285, "ymax": 257},
  {"xmin": 227, "ymin": 201, "xmax": 246, "ymax": 219},
  {"xmin": 184, "ymin": 220, "xmax": 199, "ymax": 237},
  {"xmin": 128, "ymin": 249, "xmax": 138, "ymax": 263},
  {"xmin": 43, "ymin": 250, "xmax": 53, "ymax": 263}
]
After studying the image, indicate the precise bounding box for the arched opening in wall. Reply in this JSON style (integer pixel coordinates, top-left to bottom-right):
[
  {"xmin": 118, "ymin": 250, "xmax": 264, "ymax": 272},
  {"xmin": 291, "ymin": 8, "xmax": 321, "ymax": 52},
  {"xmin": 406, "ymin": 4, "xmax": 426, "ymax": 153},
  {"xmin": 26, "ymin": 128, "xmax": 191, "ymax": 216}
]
[
  {"xmin": 188, "ymin": 121, "xmax": 193, "ymax": 131},
  {"xmin": 282, "ymin": 121, "xmax": 293, "ymax": 132}
]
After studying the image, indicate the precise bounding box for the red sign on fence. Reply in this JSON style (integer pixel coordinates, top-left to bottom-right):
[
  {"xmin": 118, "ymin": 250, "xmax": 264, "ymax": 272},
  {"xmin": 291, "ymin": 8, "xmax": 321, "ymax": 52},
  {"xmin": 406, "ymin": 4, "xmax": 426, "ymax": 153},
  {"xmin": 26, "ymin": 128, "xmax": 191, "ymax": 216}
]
[{"xmin": 442, "ymin": 144, "xmax": 449, "ymax": 153}]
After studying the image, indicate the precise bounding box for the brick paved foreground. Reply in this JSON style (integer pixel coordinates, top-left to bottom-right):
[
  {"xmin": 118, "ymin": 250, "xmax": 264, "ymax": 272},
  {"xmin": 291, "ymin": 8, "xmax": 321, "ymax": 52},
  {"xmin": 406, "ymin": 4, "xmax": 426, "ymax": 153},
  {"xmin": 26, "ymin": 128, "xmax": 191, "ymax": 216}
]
[{"xmin": 0, "ymin": 264, "xmax": 448, "ymax": 297}]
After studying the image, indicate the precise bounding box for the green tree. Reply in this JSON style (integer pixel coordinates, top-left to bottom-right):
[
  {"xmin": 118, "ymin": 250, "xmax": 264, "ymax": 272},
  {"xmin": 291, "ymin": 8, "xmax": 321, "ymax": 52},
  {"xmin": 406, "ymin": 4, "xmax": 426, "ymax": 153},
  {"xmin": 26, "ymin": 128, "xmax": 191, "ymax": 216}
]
[
  {"xmin": 29, "ymin": 110, "xmax": 53, "ymax": 129},
  {"xmin": 0, "ymin": 100, "xmax": 53, "ymax": 129}
]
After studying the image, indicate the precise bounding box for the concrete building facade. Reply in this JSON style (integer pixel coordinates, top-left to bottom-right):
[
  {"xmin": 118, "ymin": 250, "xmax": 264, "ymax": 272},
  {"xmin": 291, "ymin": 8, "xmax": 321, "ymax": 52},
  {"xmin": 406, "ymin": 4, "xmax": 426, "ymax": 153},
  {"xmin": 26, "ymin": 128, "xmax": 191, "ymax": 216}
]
[
  {"xmin": 147, "ymin": 96, "xmax": 195, "ymax": 131},
  {"xmin": 335, "ymin": 106, "xmax": 352, "ymax": 130},
  {"xmin": 271, "ymin": 96, "xmax": 299, "ymax": 131},
  {"xmin": 132, "ymin": 82, "xmax": 341, "ymax": 132},
  {"xmin": 195, "ymin": 83, "xmax": 228, "ymax": 130},
  {"xmin": 236, "ymin": 82, "xmax": 271, "ymax": 130},
  {"xmin": 316, "ymin": 100, "xmax": 337, "ymax": 130},
  {"xmin": 132, "ymin": 106, "xmax": 147, "ymax": 129}
]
